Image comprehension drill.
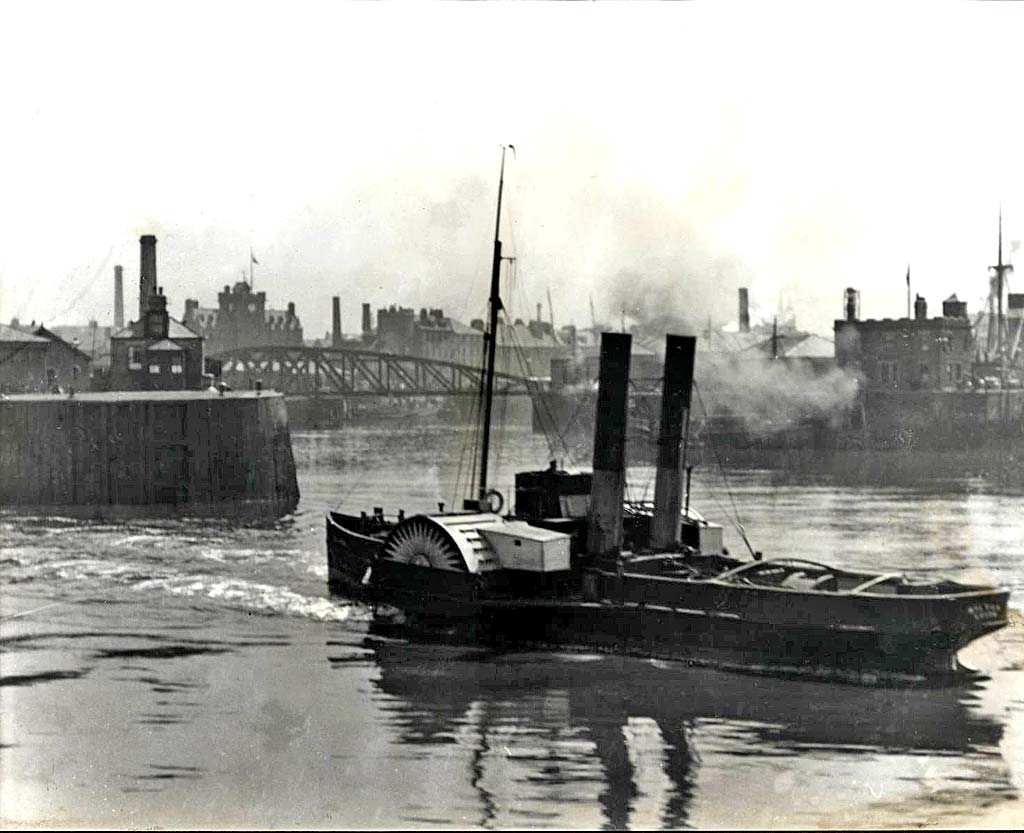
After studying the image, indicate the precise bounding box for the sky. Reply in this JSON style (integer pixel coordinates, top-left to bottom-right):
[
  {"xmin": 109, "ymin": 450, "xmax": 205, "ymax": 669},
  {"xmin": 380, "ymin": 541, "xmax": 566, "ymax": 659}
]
[{"xmin": 1, "ymin": 1, "xmax": 1022, "ymax": 340}]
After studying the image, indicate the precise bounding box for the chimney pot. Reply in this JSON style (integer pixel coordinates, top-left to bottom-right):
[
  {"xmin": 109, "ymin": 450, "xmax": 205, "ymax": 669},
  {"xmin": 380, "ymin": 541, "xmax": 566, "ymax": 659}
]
[{"xmin": 845, "ymin": 288, "xmax": 859, "ymax": 322}]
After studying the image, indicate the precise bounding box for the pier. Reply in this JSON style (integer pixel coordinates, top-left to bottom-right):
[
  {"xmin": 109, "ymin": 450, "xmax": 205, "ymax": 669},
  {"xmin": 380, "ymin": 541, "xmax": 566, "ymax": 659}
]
[{"xmin": 0, "ymin": 390, "xmax": 299, "ymax": 518}]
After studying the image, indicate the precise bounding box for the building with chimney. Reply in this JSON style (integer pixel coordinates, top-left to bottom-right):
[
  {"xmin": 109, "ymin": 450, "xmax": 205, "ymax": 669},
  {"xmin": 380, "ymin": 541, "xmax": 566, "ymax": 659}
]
[
  {"xmin": 833, "ymin": 290, "xmax": 975, "ymax": 391},
  {"xmin": 183, "ymin": 281, "xmax": 303, "ymax": 354},
  {"xmin": 108, "ymin": 235, "xmax": 204, "ymax": 391}
]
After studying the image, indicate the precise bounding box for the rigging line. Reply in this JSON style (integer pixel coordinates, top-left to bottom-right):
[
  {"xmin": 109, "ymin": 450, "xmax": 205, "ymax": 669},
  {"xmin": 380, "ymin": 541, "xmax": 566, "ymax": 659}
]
[
  {"xmin": 498, "ymin": 247, "xmax": 581, "ymax": 471},
  {"xmin": 508, "ymin": 294, "xmax": 582, "ymax": 469},
  {"xmin": 48, "ymin": 247, "xmax": 115, "ymax": 323},
  {"xmin": 505, "ymin": 320, "xmax": 579, "ymax": 470},
  {"xmin": 468, "ymin": 311, "xmax": 491, "ymax": 499},
  {"xmin": 455, "ymin": 382, "xmax": 486, "ymax": 509},
  {"xmin": 453, "ymin": 415, "xmax": 474, "ymax": 508},
  {"xmin": 464, "ymin": 376, "xmax": 487, "ymax": 505},
  {"xmin": 693, "ymin": 380, "xmax": 757, "ymax": 558}
]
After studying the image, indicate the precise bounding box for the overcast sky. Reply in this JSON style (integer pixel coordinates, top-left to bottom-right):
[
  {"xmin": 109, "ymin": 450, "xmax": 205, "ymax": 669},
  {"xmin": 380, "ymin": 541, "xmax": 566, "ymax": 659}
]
[{"xmin": 1, "ymin": 1, "xmax": 1021, "ymax": 340}]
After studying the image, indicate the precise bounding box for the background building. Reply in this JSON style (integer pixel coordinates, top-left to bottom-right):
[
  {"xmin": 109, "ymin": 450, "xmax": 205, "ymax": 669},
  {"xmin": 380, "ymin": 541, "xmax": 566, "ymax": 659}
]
[
  {"xmin": 834, "ymin": 291, "xmax": 974, "ymax": 390},
  {"xmin": 0, "ymin": 322, "xmax": 92, "ymax": 392},
  {"xmin": 184, "ymin": 282, "xmax": 303, "ymax": 354},
  {"xmin": 108, "ymin": 236, "xmax": 204, "ymax": 391},
  {"xmin": 372, "ymin": 304, "xmax": 566, "ymax": 377}
]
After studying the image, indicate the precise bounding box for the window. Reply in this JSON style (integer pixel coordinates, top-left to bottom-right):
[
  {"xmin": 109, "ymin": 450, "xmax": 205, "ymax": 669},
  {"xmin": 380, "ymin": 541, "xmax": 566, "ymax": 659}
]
[
  {"xmin": 128, "ymin": 346, "xmax": 143, "ymax": 370},
  {"xmin": 171, "ymin": 359, "xmax": 183, "ymax": 374},
  {"xmin": 149, "ymin": 363, "xmax": 161, "ymax": 374},
  {"xmin": 878, "ymin": 360, "xmax": 897, "ymax": 385}
]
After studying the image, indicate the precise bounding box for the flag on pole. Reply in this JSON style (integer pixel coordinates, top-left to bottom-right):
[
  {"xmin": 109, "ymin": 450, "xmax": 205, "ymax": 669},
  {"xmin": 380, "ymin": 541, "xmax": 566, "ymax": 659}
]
[
  {"xmin": 906, "ymin": 265, "xmax": 910, "ymax": 286},
  {"xmin": 251, "ymin": 249, "xmax": 259, "ymax": 265}
]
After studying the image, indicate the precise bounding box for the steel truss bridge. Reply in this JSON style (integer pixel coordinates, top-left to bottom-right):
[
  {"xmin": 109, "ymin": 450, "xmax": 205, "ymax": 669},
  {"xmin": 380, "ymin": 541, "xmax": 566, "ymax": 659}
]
[{"xmin": 210, "ymin": 345, "xmax": 539, "ymax": 398}]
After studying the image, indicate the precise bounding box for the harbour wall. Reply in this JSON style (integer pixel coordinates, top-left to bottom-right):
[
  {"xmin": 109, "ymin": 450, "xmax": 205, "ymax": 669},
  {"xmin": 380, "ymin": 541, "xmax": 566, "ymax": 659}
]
[{"xmin": 0, "ymin": 391, "xmax": 299, "ymax": 518}]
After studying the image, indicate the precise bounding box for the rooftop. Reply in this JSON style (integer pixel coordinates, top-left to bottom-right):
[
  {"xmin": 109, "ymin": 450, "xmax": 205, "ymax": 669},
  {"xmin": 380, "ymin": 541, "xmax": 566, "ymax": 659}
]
[
  {"xmin": 835, "ymin": 316, "xmax": 972, "ymax": 329},
  {"xmin": 112, "ymin": 317, "xmax": 202, "ymax": 341},
  {"xmin": 0, "ymin": 324, "xmax": 48, "ymax": 343}
]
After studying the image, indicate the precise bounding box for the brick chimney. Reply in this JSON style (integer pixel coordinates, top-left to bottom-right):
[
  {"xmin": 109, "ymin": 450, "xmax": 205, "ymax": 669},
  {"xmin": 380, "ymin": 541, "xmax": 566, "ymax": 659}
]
[{"xmin": 139, "ymin": 235, "xmax": 157, "ymax": 321}]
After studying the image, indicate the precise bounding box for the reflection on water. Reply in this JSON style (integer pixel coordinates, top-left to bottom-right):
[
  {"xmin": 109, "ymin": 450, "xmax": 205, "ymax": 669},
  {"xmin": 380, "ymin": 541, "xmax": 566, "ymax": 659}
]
[
  {"xmin": 2, "ymin": 424, "xmax": 1023, "ymax": 828},
  {"xmin": 360, "ymin": 639, "xmax": 1015, "ymax": 829}
]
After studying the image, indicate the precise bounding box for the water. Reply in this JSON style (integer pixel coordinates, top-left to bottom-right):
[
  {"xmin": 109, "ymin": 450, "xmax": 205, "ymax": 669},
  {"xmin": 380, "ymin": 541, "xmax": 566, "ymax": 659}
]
[{"xmin": 2, "ymin": 420, "xmax": 1023, "ymax": 828}]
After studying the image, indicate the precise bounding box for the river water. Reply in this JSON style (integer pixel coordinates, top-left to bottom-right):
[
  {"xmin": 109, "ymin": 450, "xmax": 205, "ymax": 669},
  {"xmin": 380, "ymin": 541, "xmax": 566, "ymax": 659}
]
[{"xmin": 2, "ymin": 419, "xmax": 1023, "ymax": 829}]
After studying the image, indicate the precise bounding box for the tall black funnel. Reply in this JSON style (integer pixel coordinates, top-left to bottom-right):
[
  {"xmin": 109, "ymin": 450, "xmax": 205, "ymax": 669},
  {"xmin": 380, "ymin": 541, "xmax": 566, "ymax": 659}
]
[
  {"xmin": 651, "ymin": 334, "xmax": 696, "ymax": 550},
  {"xmin": 588, "ymin": 332, "xmax": 632, "ymax": 556}
]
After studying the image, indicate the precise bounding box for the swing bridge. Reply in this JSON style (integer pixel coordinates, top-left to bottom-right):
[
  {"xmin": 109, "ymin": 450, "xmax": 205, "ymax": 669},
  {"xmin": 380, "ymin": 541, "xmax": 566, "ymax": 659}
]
[{"xmin": 209, "ymin": 345, "xmax": 545, "ymax": 399}]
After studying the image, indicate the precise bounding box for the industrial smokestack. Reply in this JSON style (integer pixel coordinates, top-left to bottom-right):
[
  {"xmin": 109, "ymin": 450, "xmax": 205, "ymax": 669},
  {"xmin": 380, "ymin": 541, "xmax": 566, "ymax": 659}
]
[
  {"xmin": 332, "ymin": 296, "xmax": 342, "ymax": 347},
  {"xmin": 362, "ymin": 302, "xmax": 372, "ymax": 335},
  {"xmin": 738, "ymin": 288, "xmax": 750, "ymax": 333},
  {"xmin": 588, "ymin": 332, "xmax": 632, "ymax": 557},
  {"xmin": 139, "ymin": 235, "xmax": 157, "ymax": 321},
  {"xmin": 114, "ymin": 265, "xmax": 124, "ymax": 330},
  {"xmin": 651, "ymin": 334, "xmax": 697, "ymax": 550},
  {"xmin": 844, "ymin": 288, "xmax": 859, "ymax": 322}
]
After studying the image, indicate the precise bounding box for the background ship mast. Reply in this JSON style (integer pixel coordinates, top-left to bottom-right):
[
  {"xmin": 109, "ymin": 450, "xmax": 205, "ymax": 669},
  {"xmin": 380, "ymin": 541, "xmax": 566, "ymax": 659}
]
[{"xmin": 992, "ymin": 208, "xmax": 1014, "ymax": 387}]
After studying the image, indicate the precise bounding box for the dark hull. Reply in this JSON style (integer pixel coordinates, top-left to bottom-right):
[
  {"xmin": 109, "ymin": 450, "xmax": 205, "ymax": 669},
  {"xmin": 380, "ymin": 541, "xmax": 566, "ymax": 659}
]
[
  {"xmin": 326, "ymin": 511, "xmax": 387, "ymax": 596},
  {"xmin": 336, "ymin": 555, "xmax": 1009, "ymax": 685}
]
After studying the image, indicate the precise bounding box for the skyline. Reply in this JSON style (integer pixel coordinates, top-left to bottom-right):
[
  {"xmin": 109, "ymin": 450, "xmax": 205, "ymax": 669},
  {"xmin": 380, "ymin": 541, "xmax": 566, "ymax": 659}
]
[{"xmin": 1, "ymin": 1, "xmax": 1021, "ymax": 340}]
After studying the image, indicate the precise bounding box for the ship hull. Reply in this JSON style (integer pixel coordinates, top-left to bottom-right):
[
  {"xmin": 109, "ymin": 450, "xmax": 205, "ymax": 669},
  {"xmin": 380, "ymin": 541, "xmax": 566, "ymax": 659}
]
[
  {"xmin": 326, "ymin": 511, "xmax": 387, "ymax": 597},
  {"xmin": 335, "ymin": 556, "xmax": 1009, "ymax": 685}
]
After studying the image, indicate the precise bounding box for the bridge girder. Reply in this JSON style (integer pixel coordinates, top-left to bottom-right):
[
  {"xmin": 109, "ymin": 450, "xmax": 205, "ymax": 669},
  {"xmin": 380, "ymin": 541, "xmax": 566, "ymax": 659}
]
[{"xmin": 209, "ymin": 345, "xmax": 537, "ymax": 398}]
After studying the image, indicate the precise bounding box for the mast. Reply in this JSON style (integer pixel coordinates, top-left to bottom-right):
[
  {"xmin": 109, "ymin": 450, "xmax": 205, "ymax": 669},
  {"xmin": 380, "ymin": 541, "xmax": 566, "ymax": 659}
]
[
  {"xmin": 998, "ymin": 208, "xmax": 1004, "ymax": 362},
  {"xmin": 479, "ymin": 145, "xmax": 512, "ymax": 501},
  {"xmin": 991, "ymin": 207, "xmax": 1014, "ymax": 386}
]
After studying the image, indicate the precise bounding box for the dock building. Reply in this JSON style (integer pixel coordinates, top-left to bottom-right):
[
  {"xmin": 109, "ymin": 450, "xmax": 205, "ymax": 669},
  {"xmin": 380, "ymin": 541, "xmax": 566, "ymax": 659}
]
[{"xmin": 0, "ymin": 233, "xmax": 300, "ymax": 518}]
